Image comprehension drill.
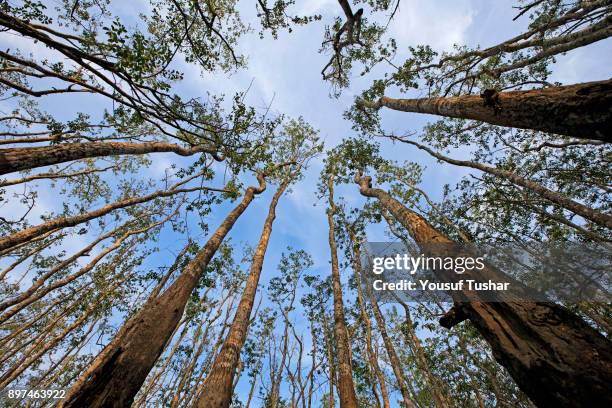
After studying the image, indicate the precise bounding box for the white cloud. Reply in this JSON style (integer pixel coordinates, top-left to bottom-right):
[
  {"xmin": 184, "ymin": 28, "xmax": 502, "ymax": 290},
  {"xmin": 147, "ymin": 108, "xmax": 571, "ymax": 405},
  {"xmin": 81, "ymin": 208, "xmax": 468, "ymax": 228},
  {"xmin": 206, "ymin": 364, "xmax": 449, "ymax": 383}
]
[{"xmin": 387, "ymin": 0, "xmax": 475, "ymax": 52}]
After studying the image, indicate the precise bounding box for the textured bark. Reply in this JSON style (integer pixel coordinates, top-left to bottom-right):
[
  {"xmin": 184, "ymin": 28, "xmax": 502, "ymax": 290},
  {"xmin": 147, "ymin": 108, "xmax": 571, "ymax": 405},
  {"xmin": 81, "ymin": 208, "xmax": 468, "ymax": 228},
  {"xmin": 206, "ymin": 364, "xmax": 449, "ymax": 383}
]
[
  {"xmin": 326, "ymin": 174, "xmax": 360, "ymax": 408},
  {"xmin": 356, "ymin": 174, "xmax": 612, "ymax": 408},
  {"xmin": 381, "ymin": 210, "xmax": 453, "ymax": 408},
  {"xmin": 0, "ymin": 141, "xmax": 218, "ymax": 175},
  {"xmin": 58, "ymin": 177, "xmax": 265, "ymax": 408},
  {"xmin": 359, "ymin": 79, "xmax": 612, "ymax": 142},
  {"xmin": 134, "ymin": 318, "xmax": 192, "ymax": 407},
  {"xmin": 401, "ymin": 139, "xmax": 612, "ymax": 229},
  {"xmin": 195, "ymin": 179, "xmax": 289, "ymax": 408}
]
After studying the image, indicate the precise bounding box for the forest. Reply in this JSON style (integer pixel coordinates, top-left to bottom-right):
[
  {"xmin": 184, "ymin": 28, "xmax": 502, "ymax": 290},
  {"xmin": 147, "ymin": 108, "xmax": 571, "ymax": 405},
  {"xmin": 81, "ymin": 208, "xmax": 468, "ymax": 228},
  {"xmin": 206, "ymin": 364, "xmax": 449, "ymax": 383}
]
[{"xmin": 0, "ymin": 0, "xmax": 610, "ymax": 407}]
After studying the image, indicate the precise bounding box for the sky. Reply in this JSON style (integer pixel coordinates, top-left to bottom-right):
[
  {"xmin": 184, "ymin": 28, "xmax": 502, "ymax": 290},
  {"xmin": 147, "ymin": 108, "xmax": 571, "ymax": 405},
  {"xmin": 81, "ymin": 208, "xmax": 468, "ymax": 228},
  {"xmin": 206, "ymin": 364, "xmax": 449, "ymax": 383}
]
[{"xmin": 1, "ymin": 0, "xmax": 611, "ymax": 405}]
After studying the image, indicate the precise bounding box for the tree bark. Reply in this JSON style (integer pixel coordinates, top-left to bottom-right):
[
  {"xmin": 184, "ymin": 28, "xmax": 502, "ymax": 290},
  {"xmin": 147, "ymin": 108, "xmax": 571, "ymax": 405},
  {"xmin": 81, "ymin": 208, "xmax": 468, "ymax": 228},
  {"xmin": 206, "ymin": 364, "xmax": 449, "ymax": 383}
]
[
  {"xmin": 195, "ymin": 178, "xmax": 289, "ymax": 408},
  {"xmin": 349, "ymin": 231, "xmax": 416, "ymax": 408},
  {"xmin": 355, "ymin": 174, "xmax": 612, "ymax": 408},
  {"xmin": 350, "ymin": 237, "xmax": 391, "ymax": 408},
  {"xmin": 58, "ymin": 177, "xmax": 265, "ymax": 408},
  {"xmin": 359, "ymin": 79, "xmax": 612, "ymax": 142},
  {"xmin": 322, "ymin": 314, "xmax": 337, "ymax": 408},
  {"xmin": 326, "ymin": 173, "xmax": 360, "ymax": 408},
  {"xmin": 0, "ymin": 141, "xmax": 219, "ymax": 175}
]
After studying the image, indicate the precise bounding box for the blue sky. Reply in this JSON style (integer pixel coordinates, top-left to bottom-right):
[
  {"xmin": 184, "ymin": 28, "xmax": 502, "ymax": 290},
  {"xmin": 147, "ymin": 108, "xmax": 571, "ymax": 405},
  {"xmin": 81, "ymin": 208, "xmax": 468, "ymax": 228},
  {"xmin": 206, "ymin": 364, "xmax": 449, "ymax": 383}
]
[{"xmin": 1, "ymin": 0, "xmax": 611, "ymax": 405}]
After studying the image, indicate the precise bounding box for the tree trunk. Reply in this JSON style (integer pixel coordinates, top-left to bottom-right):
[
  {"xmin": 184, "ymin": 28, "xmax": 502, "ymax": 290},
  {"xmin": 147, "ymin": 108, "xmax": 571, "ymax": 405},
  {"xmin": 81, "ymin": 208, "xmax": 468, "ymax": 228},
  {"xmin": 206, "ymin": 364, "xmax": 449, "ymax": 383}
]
[
  {"xmin": 326, "ymin": 174, "xmax": 360, "ymax": 408},
  {"xmin": 171, "ymin": 292, "xmax": 230, "ymax": 408},
  {"xmin": 271, "ymin": 284, "xmax": 297, "ymax": 408},
  {"xmin": 58, "ymin": 177, "xmax": 265, "ymax": 408},
  {"xmin": 381, "ymin": 209, "xmax": 457, "ymax": 408},
  {"xmin": 399, "ymin": 139, "xmax": 612, "ymax": 229},
  {"xmin": 322, "ymin": 314, "xmax": 337, "ymax": 408},
  {"xmin": 195, "ymin": 179, "xmax": 289, "ymax": 408},
  {"xmin": 393, "ymin": 296, "xmax": 452, "ymax": 408},
  {"xmin": 359, "ymin": 79, "xmax": 612, "ymax": 142},
  {"xmin": 351, "ymin": 240, "xmax": 391, "ymax": 408},
  {"xmin": 349, "ymin": 233, "xmax": 416, "ymax": 408},
  {"xmin": 307, "ymin": 321, "xmax": 316, "ymax": 408},
  {"xmin": 0, "ymin": 141, "xmax": 218, "ymax": 175},
  {"xmin": 355, "ymin": 174, "xmax": 612, "ymax": 408}
]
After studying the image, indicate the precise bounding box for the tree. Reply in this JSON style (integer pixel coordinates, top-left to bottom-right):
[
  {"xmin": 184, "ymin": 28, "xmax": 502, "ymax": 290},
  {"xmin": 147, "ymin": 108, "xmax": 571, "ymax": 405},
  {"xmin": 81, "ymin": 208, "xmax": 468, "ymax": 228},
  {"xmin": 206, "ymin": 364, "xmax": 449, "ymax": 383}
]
[
  {"xmin": 357, "ymin": 80, "xmax": 612, "ymax": 142},
  {"xmin": 341, "ymin": 139, "xmax": 612, "ymax": 407},
  {"xmin": 266, "ymin": 248, "xmax": 313, "ymax": 408},
  {"xmin": 0, "ymin": 141, "xmax": 222, "ymax": 175},
  {"xmin": 195, "ymin": 120, "xmax": 322, "ymax": 408},
  {"xmin": 1, "ymin": 2, "xmax": 610, "ymax": 407},
  {"xmin": 346, "ymin": 222, "xmax": 416, "ymax": 408},
  {"xmin": 58, "ymin": 175, "xmax": 264, "ymax": 407},
  {"xmin": 319, "ymin": 159, "xmax": 360, "ymax": 408}
]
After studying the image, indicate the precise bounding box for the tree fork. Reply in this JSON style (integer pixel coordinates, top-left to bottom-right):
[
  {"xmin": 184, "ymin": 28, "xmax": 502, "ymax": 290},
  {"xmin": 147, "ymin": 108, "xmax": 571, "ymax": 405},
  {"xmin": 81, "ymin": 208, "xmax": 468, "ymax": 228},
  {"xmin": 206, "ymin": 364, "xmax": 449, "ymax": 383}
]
[{"xmin": 357, "ymin": 79, "xmax": 612, "ymax": 142}]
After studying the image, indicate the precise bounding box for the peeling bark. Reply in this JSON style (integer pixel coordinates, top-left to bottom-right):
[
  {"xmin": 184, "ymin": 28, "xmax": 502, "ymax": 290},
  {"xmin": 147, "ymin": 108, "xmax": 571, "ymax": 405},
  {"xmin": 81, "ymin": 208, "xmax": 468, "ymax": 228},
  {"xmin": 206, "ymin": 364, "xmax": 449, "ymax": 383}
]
[
  {"xmin": 359, "ymin": 79, "xmax": 612, "ymax": 142},
  {"xmin": 356, "ymin": 174, "xmax": 612, "ymax": 408}
]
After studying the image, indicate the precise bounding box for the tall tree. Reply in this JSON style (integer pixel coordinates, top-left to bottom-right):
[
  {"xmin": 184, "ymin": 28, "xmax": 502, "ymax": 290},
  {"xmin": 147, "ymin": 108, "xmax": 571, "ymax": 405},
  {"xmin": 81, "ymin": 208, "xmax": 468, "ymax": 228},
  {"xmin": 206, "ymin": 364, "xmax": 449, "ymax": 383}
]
[
  {"xmin": 321, "ymin": 165, "xmax": 360, "ymax": 408},
  {"xmin": 346, "ymin": 225, "xmax": 415, "ymax": 408},
  {"xmin": 348, "ymin": 160, "xmax": 612, "ymax": 408},
  {"xmin": 58, "ymin": 175, "xmax": 266, "ymax": 407},
  {"xmin": 0, "ymin": 141, "xmax": 222, "ymax": 175},
  {"xmin": 195, "ymin": 119, "xmax": 321, "ymax": 408}
]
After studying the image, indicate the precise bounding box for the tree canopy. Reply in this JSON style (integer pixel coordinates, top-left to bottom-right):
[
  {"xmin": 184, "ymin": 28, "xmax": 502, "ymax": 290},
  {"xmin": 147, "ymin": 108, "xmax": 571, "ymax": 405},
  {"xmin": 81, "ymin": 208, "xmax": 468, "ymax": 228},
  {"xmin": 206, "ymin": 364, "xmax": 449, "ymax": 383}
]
[{"xmin": 0, "ymin": 1, "xmax": 610, "ymax": 407}]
